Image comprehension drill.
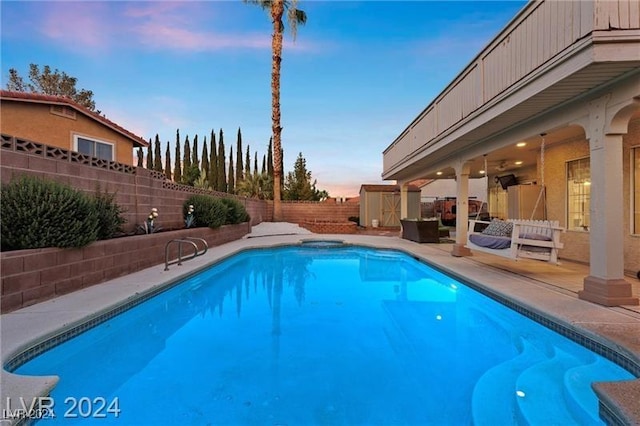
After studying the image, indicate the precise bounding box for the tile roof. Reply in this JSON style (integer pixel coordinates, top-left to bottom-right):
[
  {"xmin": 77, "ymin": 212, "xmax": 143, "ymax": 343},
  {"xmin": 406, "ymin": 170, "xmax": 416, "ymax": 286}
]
[{"xmin": 0, "ymin": 90, "xmax": 149, "ymax": 148}]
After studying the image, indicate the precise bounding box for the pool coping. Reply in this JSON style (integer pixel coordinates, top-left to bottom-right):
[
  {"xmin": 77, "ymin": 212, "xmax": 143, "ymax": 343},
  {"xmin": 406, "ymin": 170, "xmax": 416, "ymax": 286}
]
[{"xmin": 1, "ymin": 234, "xmax": 639, "ymax": 424}]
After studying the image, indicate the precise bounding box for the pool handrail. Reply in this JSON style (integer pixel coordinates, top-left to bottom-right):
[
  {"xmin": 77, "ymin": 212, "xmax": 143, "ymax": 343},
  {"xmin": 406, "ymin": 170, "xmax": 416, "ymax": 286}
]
[{"xmin": 164, "ymin": 238, "xmax": 208, "ymax": 271}]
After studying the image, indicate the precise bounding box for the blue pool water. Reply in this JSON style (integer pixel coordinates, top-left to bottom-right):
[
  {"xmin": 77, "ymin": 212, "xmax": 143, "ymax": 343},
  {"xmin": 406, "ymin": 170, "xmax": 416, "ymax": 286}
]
[{"xmin": 14, "ymin": 246, "xmax": 635, "ymax": 425}]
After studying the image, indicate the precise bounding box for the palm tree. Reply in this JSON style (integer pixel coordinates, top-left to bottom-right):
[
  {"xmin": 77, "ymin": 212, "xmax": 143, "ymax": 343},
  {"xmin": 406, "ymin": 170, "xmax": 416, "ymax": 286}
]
[
  {"xmin": 237, "ymin": 172, "xmax": 273, "ymax": 200},
  {"xmin": 245, "ymin": 0, "xmax": 306, "ymax": 221}
]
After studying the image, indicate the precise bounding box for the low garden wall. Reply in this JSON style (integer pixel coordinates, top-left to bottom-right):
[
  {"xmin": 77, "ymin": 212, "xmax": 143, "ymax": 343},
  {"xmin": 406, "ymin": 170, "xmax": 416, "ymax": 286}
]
[
  {"xmin": 0, "ymin": 223, "xmax": 250, "ymax": 312},
  {"xmin": 300, "ymin": 220, "xmax": 357, "ymax": 234}
]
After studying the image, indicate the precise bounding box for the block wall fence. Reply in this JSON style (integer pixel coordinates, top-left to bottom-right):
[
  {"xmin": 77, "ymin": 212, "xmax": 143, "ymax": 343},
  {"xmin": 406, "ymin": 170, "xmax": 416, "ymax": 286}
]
[
  {"xmin": 0, "ymin": 134, "xmax": 271, "ymax": 232},
  {"xmin": 0, "ymin": 135, "xmax": 362, "ymax": 231},
  {"xmin": 0, "ymin": 135, "xmax": 365, "ymax": 312}
]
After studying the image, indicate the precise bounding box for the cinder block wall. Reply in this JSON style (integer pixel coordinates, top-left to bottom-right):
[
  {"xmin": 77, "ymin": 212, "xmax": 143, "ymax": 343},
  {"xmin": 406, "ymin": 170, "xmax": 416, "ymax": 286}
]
[
  {"xmin": 0, "ymin": 224, "xmax": 250, "ymax": 312},
  {"xmin": 280, "ymin": 201, "xmax": 360, "ymax": 223},
  {"xmin": 0, "ymin": 134, "xmax": 271, "ymax": 232}
]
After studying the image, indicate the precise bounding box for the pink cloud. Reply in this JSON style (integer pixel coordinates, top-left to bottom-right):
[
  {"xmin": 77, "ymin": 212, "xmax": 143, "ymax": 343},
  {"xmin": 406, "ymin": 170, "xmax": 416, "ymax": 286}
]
[
  {"xmin": 134, "ymin": 21, "xmax": 272, "ymax": 51},
  {"xmin": 34, "ymin": 1, "xmax": 315, "ymax": 55},
  {"xmin": 40, "ymin": 2, "xmax": 116, "ymax": 51}
]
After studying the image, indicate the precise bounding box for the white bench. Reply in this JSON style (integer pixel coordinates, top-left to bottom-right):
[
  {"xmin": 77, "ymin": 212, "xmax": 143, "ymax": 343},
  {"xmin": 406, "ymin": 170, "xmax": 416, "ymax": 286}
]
[{"xmin": 466, "ymin": 219, "xmax": 565, "ymax": 264}]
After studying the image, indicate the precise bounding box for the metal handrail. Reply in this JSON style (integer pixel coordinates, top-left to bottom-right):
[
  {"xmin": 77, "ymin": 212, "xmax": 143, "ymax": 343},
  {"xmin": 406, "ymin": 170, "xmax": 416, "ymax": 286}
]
[
  {"xmin": 182, "ymin": 237, "xmax": 208, "ymax": 256},
  {"xmin": 164, "ymin": 238, "xmax": 208, "ymax": 271}
]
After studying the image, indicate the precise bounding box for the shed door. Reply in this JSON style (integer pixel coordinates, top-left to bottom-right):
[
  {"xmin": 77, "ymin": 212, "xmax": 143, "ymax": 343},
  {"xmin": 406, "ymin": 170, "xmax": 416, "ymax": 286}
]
[{"xmin": 381, "ymin": 193, "xmax": 400, "ymax": 226}]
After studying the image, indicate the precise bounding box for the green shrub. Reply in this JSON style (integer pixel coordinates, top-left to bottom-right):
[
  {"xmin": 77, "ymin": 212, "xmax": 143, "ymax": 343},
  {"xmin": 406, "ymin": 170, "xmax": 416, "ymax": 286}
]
[
  {"xmin": 93, "ymin": 189, "xmax": 127, "ymax": 239},
  {"xmin": 183, "ymin": 195, "xmax": 226, "ymax": 229},
  {"xmin": 219, "ymin": 197, "xmax": 250, "ymax": 224},
  {"xmin": 1, "ymin": 176, "xmax": 99, "ymax": 250}
]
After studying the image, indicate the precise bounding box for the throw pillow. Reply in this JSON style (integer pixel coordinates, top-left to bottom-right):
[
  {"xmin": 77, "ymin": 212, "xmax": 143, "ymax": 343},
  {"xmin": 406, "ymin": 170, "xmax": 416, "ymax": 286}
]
[{"xmin": 481, "ymin": 220, "xmax": 513, "ymax": 237}]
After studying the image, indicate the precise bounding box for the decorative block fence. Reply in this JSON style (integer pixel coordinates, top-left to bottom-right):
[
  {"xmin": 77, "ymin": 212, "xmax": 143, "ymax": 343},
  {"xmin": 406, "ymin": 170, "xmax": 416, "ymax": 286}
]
[
  {"xmin": 0, "ymin": 223, "xmax": 250, "ymax": 312},
  {"xmin": 0, "ymin": 134, "xmax": 271, "ymax": 232}
]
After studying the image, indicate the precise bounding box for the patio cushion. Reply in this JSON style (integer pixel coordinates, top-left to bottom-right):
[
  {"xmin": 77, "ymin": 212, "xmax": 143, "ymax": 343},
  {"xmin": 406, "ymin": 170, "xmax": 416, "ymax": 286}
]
[
  {"xmin": 519, "ymin": 232, "xmax": 552, "ymax": 241},
  {"xmin": 469, "ymin": 233, "xmax": 512, "ymax": 249}
]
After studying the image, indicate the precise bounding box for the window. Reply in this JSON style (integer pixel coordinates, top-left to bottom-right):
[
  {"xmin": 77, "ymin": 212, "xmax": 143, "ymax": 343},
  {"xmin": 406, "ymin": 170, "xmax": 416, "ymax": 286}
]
[
  {"xmin": 74, "ymin": 136, "xmax": 114, "ymax": 161},
  {"xmin": 567, "ymin": 157, "xmax": 590, "ymax": 231},
  {"xmin": 633, "ymin": 147, "xmax": 640, "ymax": 234}
]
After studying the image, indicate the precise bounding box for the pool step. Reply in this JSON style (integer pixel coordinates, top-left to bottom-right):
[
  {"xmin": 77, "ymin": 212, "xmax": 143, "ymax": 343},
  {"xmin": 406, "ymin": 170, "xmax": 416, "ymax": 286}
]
[
  {"xmin": 516, "ymin": 347, "xmax": 585, "ymax": 425},
  {"xmin": 564, "ymin": 357, "xmax": 633, "ymax": 426},
  {"xmin": 471, "ymin": 338, "xmax": 548, "ymax": 426}
]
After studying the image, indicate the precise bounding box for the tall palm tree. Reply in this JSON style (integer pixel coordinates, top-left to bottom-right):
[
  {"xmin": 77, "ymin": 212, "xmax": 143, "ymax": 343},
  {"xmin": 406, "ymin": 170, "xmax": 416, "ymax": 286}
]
[{"xmin": 245, "ymin": 0, "xmax": 306, "ymax": 221}]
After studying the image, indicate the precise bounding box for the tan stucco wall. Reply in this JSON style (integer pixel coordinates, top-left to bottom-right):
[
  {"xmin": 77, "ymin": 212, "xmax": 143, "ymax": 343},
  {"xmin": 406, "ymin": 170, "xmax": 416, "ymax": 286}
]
[
  {"xmin": 0, "ymin": 101, "xmax": 136, "ymax": 165},
  {"xmin": 623, "ymin": 118, "xmax": 640, "ymax": 274},
  {"xmin": 543, "ymin": 118, "xmax": 640, "ymax": 274}
]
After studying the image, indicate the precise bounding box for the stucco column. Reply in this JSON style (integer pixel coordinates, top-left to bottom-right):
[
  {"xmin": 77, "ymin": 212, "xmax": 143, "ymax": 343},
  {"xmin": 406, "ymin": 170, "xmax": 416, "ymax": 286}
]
[
  {"xmin": 578, "ymin": 96, "xmax": 638, "ymax": 306},
  {"xmin": 399, "ymin": 181, "xmax": 410, "ymax": 220},
  {"xmin": 452, "ymin": 161, "xmax": 472, "ymax": 257}
]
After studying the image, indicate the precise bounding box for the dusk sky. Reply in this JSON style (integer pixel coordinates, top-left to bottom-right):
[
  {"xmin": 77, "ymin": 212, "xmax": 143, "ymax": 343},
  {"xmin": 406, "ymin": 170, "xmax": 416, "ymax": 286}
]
[{"xmin": 1, "ymin": 0, "xmax": 526, "ymax": 197}]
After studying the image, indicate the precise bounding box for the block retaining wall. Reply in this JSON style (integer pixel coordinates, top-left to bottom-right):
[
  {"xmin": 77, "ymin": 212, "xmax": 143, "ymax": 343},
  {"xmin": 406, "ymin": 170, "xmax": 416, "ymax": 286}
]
[
  {"xmin": 300, "ymin": 221, "xmax": 357, "ymax": 234},
  {"xmin": 0, "ymin": 223, "xmax": 250, "ymax": 313}
]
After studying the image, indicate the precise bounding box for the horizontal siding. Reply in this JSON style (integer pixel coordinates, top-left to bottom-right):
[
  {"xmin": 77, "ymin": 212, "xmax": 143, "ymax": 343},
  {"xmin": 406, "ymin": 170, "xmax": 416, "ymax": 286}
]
[{"xmin": 384, "ymin": 0, "xmax": 640, "ymax": 176}]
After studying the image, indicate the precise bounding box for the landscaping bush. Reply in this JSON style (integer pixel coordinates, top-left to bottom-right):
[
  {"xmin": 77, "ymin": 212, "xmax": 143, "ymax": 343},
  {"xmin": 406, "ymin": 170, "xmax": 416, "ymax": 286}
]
[
  {"xmin": 183, "ymin": 195, "xmax": 227, "ymax": 229},
  {"xmin": 219, "ymin": 197, "xmax": 250, "ymax": 224},
  {"xmin": 1, "ymin": 176, "xmax": 99, "ymax": 250},
  {"xmin": 93, "ymin": 188, "xmax": 127, "ymax": 239}
]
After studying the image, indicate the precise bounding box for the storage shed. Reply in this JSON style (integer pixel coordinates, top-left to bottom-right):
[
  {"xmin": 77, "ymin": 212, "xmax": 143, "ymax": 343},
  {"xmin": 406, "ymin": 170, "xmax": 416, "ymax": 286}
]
[{"xmin": 359, "ymin": 184, "xmax": 421, "ymax": 227}]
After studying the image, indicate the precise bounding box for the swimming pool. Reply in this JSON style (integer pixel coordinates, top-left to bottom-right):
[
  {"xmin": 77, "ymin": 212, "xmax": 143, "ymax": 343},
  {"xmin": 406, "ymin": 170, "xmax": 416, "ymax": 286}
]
[{"xmin": 11, "ymin": 245, "xmax": 636, "ymax": 425}]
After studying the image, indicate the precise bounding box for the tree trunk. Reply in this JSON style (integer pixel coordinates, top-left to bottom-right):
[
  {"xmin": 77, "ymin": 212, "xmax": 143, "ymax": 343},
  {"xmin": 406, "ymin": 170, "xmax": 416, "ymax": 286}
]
[{"xmin": 271, "ymin": 0, "xmax": 284, "ymax": 221}]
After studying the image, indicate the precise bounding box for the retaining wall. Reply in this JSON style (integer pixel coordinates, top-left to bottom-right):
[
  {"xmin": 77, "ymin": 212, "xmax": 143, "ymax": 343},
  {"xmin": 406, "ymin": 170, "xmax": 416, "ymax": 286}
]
[
  {"xmin": 300, "ymin": 221, "xmax": 357, "ymax": 234},
  {"xmin": 0, "ymin": 223, "xmax": 250, "ymax": 312}
]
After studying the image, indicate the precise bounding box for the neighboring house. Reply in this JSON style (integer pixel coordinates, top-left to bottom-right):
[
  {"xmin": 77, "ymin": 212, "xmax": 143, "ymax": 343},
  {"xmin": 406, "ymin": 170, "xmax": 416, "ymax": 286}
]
[
  {"xmin": 0, "ymin": 90, "xmax": 148, "ymax": 165},
  {"xmin": 382, "ymin": 0, "xmax": 639, "ymax": 306}
]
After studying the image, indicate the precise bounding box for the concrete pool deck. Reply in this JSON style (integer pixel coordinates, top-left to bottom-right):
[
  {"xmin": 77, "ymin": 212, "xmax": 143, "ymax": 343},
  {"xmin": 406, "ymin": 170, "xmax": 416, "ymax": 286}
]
[{"xmin": 1, "ymin": 222, "xmax": 639, "ymax": 424}]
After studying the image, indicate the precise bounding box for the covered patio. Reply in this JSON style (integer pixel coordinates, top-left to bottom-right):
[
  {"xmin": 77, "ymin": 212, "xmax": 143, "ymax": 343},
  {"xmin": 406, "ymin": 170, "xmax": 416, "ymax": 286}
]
[{"xmin": 383, "ymin": 0, "xmax": 639, "ymax": 307}]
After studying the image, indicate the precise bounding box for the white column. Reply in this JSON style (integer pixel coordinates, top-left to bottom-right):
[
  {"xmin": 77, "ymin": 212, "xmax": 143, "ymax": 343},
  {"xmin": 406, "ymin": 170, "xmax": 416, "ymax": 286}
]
[
  {"xmin": 578, "ymin": 95, "xmax": 638, "ymax": 306},
  {"xmin": 452, "ymin": 161, "xmax": 472, "ymax": 257}
]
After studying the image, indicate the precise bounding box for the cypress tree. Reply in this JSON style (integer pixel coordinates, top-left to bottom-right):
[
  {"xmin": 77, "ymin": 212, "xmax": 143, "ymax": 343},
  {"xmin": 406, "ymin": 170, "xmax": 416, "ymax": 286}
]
[
  {"xmin": 153, "ymin": 134, "xmax": 163, "ymax": 172},
  {"xmin": 137, "ymin": 147, "xmax": 143, "ymax": 167},
  {"xmin": 192, "ymin": 134, "xmax": 199, "ymax": 170},
  {"xmin": 254, "ymin": 151, "xmax": 259, "ymax": 176},
  {"xmin": 165, "ymin": 141, "xmax": 172, "ymax": 180},
  {"xmin": 183, "ymin": 135, "xmax": 191, "ymax": 172},
  {"xmin": 236, "ymin": 128, "xmax": 243, "ymax": 185},
  {"xmin": 228, "ymin": 146, "xmax": 235, "ymax": 194},
  {"xmin": 217, "ymin": 129, "xmax": 226, "ymax": 192},
  {"xmin": 209, "ymin": 130, "xmax": 217, "ymax": 190},
  {"xmin": 261, "ymin": 154, "xmax": 266, "ymax": 174},
  {"xmin": 146, "ymin": 138, "xmax": 152, "ymax": 169},
  {"xmin": 201, "ymin": 137, "xmax": 209, "ymax": 183},
  {"xmin": 245, "ymin": 146, "xmax": 251, "ymax": 179},
  {"xmin": 267, "ymin": 137, "xmax": 274, "ymax": 178},
  {"xmin": 174, "ymin": 129, "xmax": 182, "ymax": 183}
]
